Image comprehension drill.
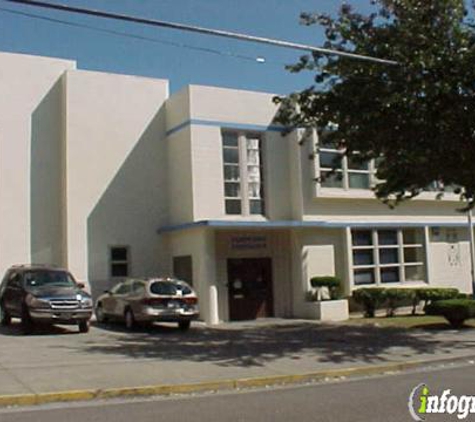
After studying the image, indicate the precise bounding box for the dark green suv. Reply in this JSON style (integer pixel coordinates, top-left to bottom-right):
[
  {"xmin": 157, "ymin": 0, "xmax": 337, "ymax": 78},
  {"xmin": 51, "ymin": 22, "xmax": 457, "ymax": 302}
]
[{"xmin": 0, "ymin": 265, "xmax": 93, "ymax": 334}]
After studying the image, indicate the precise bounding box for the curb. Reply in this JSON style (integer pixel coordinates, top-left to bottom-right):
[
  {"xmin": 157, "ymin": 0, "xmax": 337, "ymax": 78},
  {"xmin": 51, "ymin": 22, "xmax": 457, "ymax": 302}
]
[{"xmin": 1, "ymin": 355, "xmax": 474, "ymax": 408}]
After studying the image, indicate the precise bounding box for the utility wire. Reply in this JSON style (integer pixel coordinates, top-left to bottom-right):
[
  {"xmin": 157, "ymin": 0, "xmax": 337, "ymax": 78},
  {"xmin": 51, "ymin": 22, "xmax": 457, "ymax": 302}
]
[
  {"xmin": 0, "ymin": 6, "xmax": 284, "ymax": 65},
  {"xmin": 2, "ymin": 0, "xmax": 398, "ymax": 66}
]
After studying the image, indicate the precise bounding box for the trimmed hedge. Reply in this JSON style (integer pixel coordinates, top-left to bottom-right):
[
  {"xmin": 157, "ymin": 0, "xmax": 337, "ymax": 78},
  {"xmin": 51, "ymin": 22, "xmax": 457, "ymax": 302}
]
[
  {"xmin": 352, "ymin": 287, "xmax": 461, "ymax": 318},
  {"xmin": 353, "ymin": 288, "xmax": 387, "ymax": 317},
  {"xmin": 425, "ymin": 299, "xmax": 475, "ymax": 328},
  {"xmin": 309, "ymin": 276, "xmax": 342, "ymax": 300},
  {"xmin": 386, "ymin": 288, "xmax": 416, "ymax": 317}
]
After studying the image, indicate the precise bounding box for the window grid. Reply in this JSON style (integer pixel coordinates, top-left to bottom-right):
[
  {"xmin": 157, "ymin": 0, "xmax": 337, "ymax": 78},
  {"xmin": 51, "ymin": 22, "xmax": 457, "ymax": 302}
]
[
  {"xmin": 352, "ymin": 229, "xmax": 425, "ymax": 286},
  {"xmin": 318, "ymin": 145, "xmax": 376, "ymax": 190},
  {"xmin": 222, "ymin": 131, "xmax": 265, "ymax": 216},
  {"xmin": 110, "ymin": 246, "xmax": 130, "ymax": 278}
]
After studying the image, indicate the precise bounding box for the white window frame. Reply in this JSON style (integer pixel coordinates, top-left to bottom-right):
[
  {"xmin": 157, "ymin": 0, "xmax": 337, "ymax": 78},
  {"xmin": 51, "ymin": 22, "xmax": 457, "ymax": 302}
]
[
  {"xmin": 222, "ymin": 130, "xmax": 265, "ymax": 216},
  {"xmin": 317, "ymin": 144, "xmax": 377, "ymax": 191},
  {"xmin": 351, "ymin": 228, "xmax": 426, "ymax": 287}
]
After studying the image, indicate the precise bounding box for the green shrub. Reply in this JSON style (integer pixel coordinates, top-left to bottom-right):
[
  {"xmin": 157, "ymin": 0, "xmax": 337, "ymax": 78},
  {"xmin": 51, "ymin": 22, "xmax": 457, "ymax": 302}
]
[
  {"xmin": 425, "ymin": 299, "xmax": 475, "ymax": 328},
  {"xmin": 352, "ymin": 288, "xmax": 387, "ymax": 318},
  {"xmin": 414, "ymin": 288, "xmax": 460, "ymax": 313},
  {"xmin": 310, "ymin": 276, "xmax": 342, "ymax": 300},
  {"xmin": 385, "ymin": 288, "xmax": 416, "ymax": 317}
]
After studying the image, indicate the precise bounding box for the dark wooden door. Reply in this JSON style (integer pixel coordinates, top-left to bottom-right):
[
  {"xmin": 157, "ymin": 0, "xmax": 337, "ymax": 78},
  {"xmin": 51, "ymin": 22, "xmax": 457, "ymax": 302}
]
[{"xmin": 227, "ymin": 258, "xmax": 273, "ymax": 321}]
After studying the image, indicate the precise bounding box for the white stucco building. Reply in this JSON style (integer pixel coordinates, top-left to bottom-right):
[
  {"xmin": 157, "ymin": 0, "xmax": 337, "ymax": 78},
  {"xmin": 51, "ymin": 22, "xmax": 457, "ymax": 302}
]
[{"xmin": 1, "ymin": 51, "xmax": 473, "ymax": 323}]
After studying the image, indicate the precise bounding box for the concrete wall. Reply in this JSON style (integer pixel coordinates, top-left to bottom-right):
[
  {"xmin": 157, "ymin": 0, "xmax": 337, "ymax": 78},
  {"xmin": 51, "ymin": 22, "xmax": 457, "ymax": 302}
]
[
  {"xmin": 65, "ymin": 70, "xmax": 169, "ymax": 293},
  {"xmin": 0, "ymin": 52, "xmax": 75, "ymax": 274},
  {"xmin": 168, "ymin": 227, "xmax": 217, "ymax": 323}
]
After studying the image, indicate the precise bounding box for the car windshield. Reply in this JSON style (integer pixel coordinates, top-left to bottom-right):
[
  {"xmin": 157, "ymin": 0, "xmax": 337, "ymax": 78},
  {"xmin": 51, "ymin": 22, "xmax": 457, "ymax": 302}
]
[{"xmin": 24, "ymin": 270, "xmax": 76, "ymax": 288}]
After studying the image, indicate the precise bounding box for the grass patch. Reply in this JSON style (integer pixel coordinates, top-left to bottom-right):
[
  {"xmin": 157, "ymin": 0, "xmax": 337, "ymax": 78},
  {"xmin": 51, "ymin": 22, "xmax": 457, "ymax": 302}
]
[{"xmin": 347, "ymin": 315, "xmax": 475, "ymax": 330}]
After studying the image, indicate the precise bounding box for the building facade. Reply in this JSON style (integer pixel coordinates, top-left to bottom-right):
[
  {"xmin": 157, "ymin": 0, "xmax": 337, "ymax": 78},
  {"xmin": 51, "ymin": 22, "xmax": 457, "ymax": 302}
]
[{"xmin": 1, "ymin": 51, "xmax": 473, "ymax": 324}]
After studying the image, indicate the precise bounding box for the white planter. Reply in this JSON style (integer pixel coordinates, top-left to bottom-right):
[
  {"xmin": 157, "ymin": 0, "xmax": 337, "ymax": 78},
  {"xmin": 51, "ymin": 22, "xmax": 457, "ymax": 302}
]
[{"xmin": 302, "ymin": 299, "xmax": 349, "ymax": 322}]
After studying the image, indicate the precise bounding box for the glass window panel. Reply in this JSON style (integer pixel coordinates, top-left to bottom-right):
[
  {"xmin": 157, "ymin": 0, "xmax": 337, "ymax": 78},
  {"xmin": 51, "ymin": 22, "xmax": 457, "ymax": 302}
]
[
  {"xmin": 250, "ymin": 199, "xmax": 263, "ymax": 215},
  {"xmin": 353, "ymin": 250, "xmax": 374, "ymax": 266},
  {"xmin": 347, "ymin": 155, "xmax": 369, "ymax": 171},
  {"xmin": 319, "ymin": 151, "xmax": 342, "ymax": 169},
  {"xmin": 225, "ymin": 182, "xmax": 240, "ymax": 198},
  {"xmin": 380, "ymin": 267, "xmax": 400, "ymax": 283},
  {"xmin": 403, "ymin": 229, "xmax": 422, "ymax": 244},
  {"xmin": 225, "ymin": 199, "xmax": 241, "ymax": 215},
  {"xmin": 404, "ymin": 247, "xmax": 424, "ymax": 263},
  {"xmin": 354, "ymin": 269, "xmax": 375, "ymax": 285},
  {"xmin": 111, "ymin": 247, "xmax": 127, "ymax": 261},
  {"xmin": 222, "ymin": 132, "xmax": 238, "ymax": 147},
  {"xmin": 352, "ymin": 230, "xmax": 373, "ymax": 246},
  {"xmin": 247, "ymin": 165, "xmax": 261, "ymax": 183},
  {"xmin": 405, "ymin": 265, "xmax": 425, "ymax": 281},
  {"xmin": 111, "ymin": 263, "xmax": 128, "ymax": 278},
  {"xmin": 348, "ymin": 172, "xmax": 370, "ymax": 189},
  {"xmin": 223, "ymin": 148, "xmax": 239, "ymax": 164},
  {"xmin": 248, "ymin": 182, "xmax": 261, "ymax": 198},
  {"xmin": 246, "ymin": 137, "xmax": 260, "ymax": 149},
  {"xmin": 224, "ymin": 165, "xmax": 240, "ymax": 181},
  {"xmin": 378, "ymin": 230, "xmax": 398, "ymax": 245},
  {"xmin": 379, "ymin": 248, "xmax": 399, "ymax": 264},
  {"xmin": 247, "ymin": 149, "xmax": 260, "ymax": 165},
  {"xmin": 320, "ymin": 171, "xmax": 343, "ymax": 188}
]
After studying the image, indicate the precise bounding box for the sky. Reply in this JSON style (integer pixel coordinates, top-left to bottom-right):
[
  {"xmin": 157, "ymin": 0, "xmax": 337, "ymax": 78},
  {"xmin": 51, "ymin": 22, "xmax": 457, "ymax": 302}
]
[{"xmin": 0, "ymin": 0, "xmax": 374, "ymax": 94}]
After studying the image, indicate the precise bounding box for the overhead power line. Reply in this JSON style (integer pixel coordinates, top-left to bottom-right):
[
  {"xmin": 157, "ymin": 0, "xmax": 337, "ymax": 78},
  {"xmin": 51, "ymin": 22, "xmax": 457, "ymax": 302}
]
[
  {"xmin": 2, "ymin": 0, "xmax": 398, "ymax": 66},
  {"xmin": 0, "ymin": 6, "xmax": 284, "ymax": 65}
]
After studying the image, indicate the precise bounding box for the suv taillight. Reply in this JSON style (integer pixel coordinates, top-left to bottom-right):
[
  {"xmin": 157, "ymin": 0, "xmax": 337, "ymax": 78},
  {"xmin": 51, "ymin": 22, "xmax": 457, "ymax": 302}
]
[{"xmin": 183, "ymin": 297, "xmax": 198, "ymax": 305}]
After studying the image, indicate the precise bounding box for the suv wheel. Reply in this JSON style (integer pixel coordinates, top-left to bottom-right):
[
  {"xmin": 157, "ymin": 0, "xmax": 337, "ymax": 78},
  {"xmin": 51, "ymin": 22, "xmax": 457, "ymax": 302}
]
[
  {"xmin": 124, "ymin": 308, "xmax": 136, "ymax": 331},
  {"xmin": 0, "ymin": 301, "xmax": 11, "ymax": 326},
  {"xmin": 78, "ymin": 321, "xmax": 89, "ymax": 333},
  {"xmin": 21, "ymin": 306, "xmax": 34, "ymax": 335},
  {"xmin": 178, "ymin": 320, "xmax": 191, "ymax": 331}
]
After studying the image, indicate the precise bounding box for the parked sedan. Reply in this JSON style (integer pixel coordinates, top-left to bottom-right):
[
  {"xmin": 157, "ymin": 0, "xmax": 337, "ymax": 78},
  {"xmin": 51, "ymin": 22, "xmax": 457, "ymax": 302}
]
[{"xmin": 95, "ymin": 278, "xmax": 199, "ymax": 331}]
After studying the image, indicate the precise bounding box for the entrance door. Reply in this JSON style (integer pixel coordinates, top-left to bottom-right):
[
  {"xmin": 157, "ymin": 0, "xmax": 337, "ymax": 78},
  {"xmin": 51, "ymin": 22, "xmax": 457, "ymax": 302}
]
[{"xmin": 227, "ymin": 258, "xmax": 273, "ymax": 321}]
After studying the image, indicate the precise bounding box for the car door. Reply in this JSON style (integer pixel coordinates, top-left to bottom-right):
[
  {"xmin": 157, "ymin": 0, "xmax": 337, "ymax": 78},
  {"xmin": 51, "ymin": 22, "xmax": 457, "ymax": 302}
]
[
  {"xmin": 2, "ymin": 272, "xmax": 24, "ymax": 317},
  {"xmin": 110, "ymin": 281, "xmax": 132, "ymax": 319}
]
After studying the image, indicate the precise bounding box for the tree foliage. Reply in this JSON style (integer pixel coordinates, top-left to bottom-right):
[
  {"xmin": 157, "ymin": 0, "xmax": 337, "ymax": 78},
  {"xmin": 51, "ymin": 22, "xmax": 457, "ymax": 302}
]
[{"xmin": 274, "ymin": 0, "xmax": 475, "ymax": 208}]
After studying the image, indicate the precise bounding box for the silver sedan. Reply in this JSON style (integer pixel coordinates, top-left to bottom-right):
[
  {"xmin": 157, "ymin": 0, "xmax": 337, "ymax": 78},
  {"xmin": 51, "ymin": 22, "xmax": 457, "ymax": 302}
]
[{"xmin": 95, "ymin": 278, "xmax": 199, "ymax": 331}]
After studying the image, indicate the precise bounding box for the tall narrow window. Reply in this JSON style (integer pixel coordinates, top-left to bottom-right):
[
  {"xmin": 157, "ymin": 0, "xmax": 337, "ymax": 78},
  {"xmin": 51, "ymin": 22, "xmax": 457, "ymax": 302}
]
[
  {"xmin": 110, "ymin": 246, "xmax": 130, "ymax": 278},
  {"xmin": 222, "ymin": 131, "xmax": 265, "ymax": 216}
]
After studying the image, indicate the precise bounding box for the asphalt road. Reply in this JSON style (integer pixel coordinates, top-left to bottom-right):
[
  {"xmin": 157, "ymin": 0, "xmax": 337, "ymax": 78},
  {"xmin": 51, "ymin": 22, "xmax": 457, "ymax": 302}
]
[{"xmin": 1, "ymin": 364, "xmax": 474, "ymax": 422}]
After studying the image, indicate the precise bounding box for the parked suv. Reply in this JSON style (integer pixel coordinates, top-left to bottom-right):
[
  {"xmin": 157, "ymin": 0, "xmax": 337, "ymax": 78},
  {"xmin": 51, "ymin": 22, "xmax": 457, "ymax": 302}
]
[
  {"xmin": 95, "ymin": 278, "xmax": 199, "ymax": 331},
  {"xmin": 0, "ymin": 265, "xmax": 93, "ymax": 334}
]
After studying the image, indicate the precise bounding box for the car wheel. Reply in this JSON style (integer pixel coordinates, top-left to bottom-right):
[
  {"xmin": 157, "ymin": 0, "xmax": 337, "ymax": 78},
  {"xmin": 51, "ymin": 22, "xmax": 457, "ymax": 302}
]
[
  {"xmin": 124, "ymin": 308, "xmax": 136, "ymax": 331},
  {"xmin": 95, "ymin": 304, "xmax": 107, "ymax": 323},
  {"xmin": 0, "ymin": 301, "xmax": 11, "ymax": 326},
  {"xmin": 78, "ymin": 320, "xmax": 89, "ymax": 333},
  {"xmin": 178, "ymin": 320, "xmax": 191, "ymax": 331},
  {"xmin": 21, "ymin": 306, "xmax": 34, "ymax": 335}
]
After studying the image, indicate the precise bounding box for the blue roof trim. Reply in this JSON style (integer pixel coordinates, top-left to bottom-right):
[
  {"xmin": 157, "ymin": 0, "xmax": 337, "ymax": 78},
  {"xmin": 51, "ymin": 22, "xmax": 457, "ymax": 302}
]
[
  {"xmin": 157, "ymin": 219, "xmax": 473, "ymax": 234},
  {"xmin": 166, "ymin": 119, "xmax": 285, "ymax": 137}
]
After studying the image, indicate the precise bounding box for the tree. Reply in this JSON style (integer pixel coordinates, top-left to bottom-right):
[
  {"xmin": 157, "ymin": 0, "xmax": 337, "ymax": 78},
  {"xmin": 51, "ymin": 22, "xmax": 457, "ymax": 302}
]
[{"xmin": 274, "ymin": 0, "xmax": 475, "ymax": 208}]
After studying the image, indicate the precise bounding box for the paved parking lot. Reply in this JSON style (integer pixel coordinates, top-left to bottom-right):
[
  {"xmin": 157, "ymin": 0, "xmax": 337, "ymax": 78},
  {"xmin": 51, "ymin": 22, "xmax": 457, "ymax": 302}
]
[{"xmin": 1, "ymin": 319, "xmax": 475, "ymax": 400}]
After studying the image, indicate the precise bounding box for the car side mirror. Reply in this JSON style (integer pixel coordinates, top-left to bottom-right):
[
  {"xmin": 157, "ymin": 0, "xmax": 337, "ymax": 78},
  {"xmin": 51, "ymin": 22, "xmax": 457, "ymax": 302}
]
[{"xmin": 77, "ymin": 282, "xmax": 86, "ymax": 289}]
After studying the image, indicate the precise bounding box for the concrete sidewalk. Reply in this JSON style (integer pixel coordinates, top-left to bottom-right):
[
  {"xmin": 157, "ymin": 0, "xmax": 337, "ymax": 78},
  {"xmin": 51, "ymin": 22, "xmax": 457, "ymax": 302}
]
[{"xmin": 1, "ymin": 319, "xmax": 475, "ymax": 406}]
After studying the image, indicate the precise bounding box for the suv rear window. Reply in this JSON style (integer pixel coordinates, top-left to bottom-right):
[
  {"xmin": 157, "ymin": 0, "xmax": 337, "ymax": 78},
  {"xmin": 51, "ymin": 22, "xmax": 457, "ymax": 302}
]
[{"xmin": 150, "ymin": 282, "xmax": 177, "ymax": 296}]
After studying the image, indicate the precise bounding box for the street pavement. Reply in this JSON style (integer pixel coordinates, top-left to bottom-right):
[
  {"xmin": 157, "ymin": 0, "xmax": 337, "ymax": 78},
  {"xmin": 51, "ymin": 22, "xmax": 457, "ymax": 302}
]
[
  {"xmin": 2, "ymin": 363, "xmax": 473, "ymax": 421},
  {"xmin": 1, "ymin": 318, "xmax": 475, "ymax": 406}
]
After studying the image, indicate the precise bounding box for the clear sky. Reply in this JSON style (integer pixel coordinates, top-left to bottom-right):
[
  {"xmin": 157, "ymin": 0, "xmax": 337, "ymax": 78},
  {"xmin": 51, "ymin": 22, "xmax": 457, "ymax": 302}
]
[{"xmin": 0, "ymin": 0, "xmax": 373, "ymax": 94}]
